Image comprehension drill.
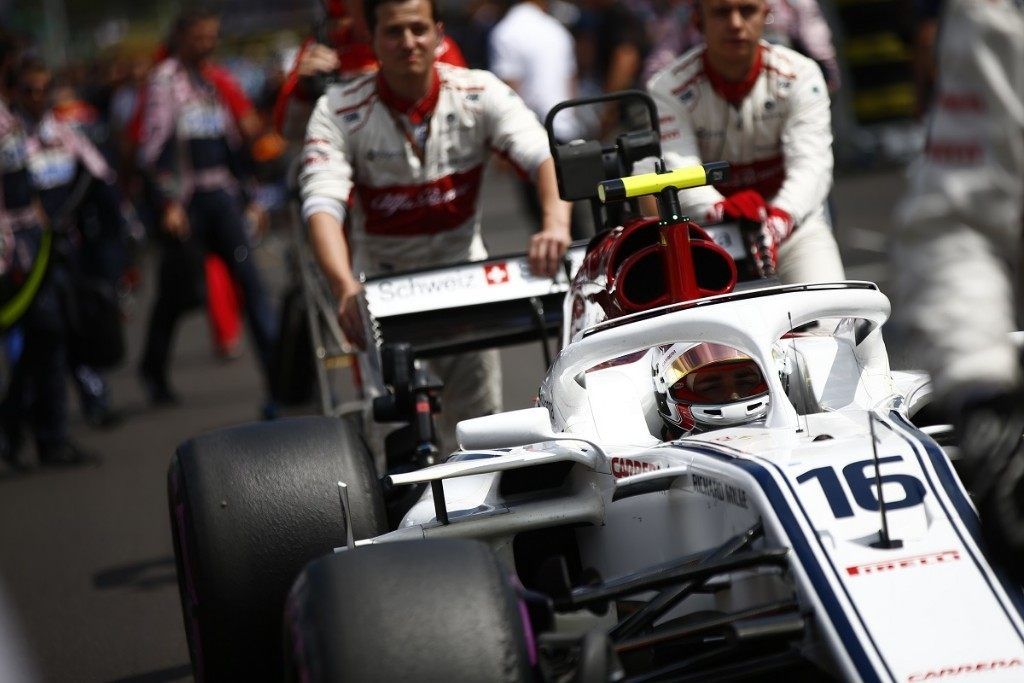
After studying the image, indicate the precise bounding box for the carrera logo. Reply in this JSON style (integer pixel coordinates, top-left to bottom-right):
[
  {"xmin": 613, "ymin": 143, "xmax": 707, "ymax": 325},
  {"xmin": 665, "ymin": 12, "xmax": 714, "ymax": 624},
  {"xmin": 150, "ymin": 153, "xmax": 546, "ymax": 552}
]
[
  {"xmin": 907, "ymin": 658, "xmax": 1023, "ymax": 681},
  {"xmin": 846, "ymin": 550, "xmax": 960, "ymax": 577},
  {"xmin": 484, "ymin": 263, "xmax": 509, "ymax": 285},
  {"xmin": 611, "ymin": 458, "xmax": 661, "ymax": 479}
]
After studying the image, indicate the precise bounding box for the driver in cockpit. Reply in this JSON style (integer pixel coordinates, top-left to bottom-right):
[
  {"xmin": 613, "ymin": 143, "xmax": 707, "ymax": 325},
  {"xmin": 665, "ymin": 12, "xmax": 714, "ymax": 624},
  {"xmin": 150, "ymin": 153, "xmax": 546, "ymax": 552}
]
[{"xmin": 652, "ymin": 342, "xmax": 770, "ymax": 440}]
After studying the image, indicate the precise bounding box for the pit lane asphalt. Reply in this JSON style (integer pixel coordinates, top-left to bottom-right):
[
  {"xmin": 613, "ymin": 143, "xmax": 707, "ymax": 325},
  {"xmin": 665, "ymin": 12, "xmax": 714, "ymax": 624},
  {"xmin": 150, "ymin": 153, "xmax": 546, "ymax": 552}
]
[{"xmin": 0, "ymin": 165, "xmax": 906, "ymax": 682}]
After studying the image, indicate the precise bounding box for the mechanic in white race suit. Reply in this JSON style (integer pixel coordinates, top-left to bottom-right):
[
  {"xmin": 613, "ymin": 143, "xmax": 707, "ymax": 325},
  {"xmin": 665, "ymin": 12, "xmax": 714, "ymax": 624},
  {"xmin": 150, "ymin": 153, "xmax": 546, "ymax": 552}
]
[
  {"xmin": 300, "ymin": 0, "xmax": 572, "ymax": 451},
  {"xmin": 643, "ymin": 0, "xmax": 844, "ymax": 283},
  {"xmin": 892, "ymin": 0, "xmax": 1024, "ymax": 581}
]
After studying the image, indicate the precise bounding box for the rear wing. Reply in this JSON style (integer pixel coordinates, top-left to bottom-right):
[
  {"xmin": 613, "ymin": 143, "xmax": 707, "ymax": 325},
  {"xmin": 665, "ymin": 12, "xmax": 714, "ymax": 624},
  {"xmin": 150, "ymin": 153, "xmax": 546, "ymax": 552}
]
[{"xmin": 362, "ymin": 244, "xmax": 588, "ymax": 358}]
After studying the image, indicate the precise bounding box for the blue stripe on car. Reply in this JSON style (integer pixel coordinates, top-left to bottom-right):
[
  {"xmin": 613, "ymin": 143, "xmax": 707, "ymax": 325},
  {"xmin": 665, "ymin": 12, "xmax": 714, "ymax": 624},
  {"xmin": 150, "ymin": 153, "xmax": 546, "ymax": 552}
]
[
  {"xmin": 888, "ymin": 412, "xmax": 1024, "ymax": 635},
  {"xmin": 755, "ymin": 455, "xmax": 896, "ymax": 682},
  {"xmin": 685, "ymin": 444, "xmax": 888, "ymax": 683}
]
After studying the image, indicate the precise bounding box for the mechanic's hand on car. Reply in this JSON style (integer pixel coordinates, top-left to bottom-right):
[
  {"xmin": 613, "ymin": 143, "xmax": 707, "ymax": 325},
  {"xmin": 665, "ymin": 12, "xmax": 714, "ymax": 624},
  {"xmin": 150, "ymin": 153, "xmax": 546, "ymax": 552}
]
[
  {"xmin": 704, "ymin": 189, "xmax": 767, "ymax": 224},
  {"xmin": 332, "ymin": 274, "xmax": 366, "ymax": 351},
  {"xmin": 529, "ymin": 226, "xmax": 571, "ymax": 278},
  {"xmin": 750, "ymin": 207, "xmax": 794, "ymax": 278},
  {"xmin": 162, "ymin": 202, "xmax": 190, "ymax": 240},
  {"xmin": 297, "ymin": 44, "xmax": 340, "ymax": 78}
]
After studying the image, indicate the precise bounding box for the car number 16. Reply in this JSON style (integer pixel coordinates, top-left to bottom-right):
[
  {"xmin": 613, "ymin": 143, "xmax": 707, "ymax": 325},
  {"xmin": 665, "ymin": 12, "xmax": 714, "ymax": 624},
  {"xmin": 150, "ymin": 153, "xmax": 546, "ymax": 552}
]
[{"xmin": 797, "ymin": 456, "xmax": 927, "ymax": 519}]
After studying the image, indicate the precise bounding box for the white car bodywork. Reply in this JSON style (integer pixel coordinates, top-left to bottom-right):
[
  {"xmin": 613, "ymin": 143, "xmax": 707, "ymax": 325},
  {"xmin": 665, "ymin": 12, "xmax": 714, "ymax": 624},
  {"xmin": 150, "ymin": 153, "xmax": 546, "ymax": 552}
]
[{"xmin": 356, "ymin": 282, "xmax": 1024, "ymax": 682}]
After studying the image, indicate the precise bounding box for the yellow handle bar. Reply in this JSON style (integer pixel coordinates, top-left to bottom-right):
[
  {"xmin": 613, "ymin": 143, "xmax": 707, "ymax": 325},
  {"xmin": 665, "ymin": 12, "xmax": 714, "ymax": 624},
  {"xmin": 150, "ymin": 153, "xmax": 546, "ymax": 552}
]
[{"xmin": 597, "ymin": 161, "xmax": 730, "ymax": 203}]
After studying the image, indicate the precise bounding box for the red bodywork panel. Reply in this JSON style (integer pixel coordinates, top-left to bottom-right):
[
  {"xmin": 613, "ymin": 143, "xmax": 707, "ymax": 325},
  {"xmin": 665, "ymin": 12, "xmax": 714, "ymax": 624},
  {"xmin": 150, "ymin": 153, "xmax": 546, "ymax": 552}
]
[{"xmin": 567, "ymin": 217, "xmax": 737, "ymax": 340}]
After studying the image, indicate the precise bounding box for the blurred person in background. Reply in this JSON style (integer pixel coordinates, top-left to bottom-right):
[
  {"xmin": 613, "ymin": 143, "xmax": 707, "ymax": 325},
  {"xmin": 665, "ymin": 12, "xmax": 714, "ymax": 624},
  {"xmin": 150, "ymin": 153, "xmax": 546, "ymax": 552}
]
[
  {"xmin": 892, "ymin": 0, "xmax": 1024, "ymax": 582},
  {"xmin": 121, "ymin": 39, "xmax": 248, "ymax": 362},
  {"xmin": 642, "ymin": 0, "xmax": 844, "ymax": 283},
  {"xmin": 489, "ymin": 0, "xmax": 582, "ymax": 144},
  {"xmin": 635, "ymin": 0, "xmax": 840, "ymax": 94},
  {"xmin": 300, "ymin": 0, "xmax": 571, "ymax": 451},
  {"xmin": 636, "ymin": 0, "xmax": 702, "ymax": 83},
  {"xmin": 136, "ymin": 7, "xmax": 278, "ymax": 415},
  {"xmin": 447, "ymin": 0, "xmax": 506, "ymax": 69},
  {"xmin": 273, "ymin": 0, "xmax": 466, "ymax": 138},
  {"xmin": 106, "ymin": 52, "xmax": 152, "ymax": 322},
  {"xmin": 15, "ymin": 59, "xmax": 128, "ymax": 430},
  {"xmin": 49, "ymin": 84, "xmax": 108, "ymax": 157},
  {"xmin": 489, "ymin": 0, "xmax": 592, "ymax": 239},
  {"xmin": 0, "ymin": 37, "xmax": 96, "ymax": 469},
  {"xmin": 576, "ymin": 0, "xmax": 649, "ymax": 136},
  {"xmin": 109, "ymin": 53, "xmax": 152, "ymax": 143},
  {"xmin": 759, "ymin": 0, "xmax": 840, "ymax": 92}
]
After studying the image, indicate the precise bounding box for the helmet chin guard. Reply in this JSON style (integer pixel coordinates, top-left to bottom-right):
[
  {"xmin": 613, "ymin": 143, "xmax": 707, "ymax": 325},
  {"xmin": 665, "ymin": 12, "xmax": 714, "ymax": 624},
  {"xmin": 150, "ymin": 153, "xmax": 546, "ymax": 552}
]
[{"xmin": 690, "ymin": 393, "xmax": 770, "ymax": 428}]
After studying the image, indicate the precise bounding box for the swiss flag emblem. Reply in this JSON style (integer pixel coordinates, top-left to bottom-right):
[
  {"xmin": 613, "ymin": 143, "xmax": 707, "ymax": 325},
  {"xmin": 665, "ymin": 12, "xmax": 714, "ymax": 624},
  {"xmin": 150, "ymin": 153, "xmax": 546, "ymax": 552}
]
[{"xmin": 484, "ymin": 262, "xmax": 509, "ymax": 285}]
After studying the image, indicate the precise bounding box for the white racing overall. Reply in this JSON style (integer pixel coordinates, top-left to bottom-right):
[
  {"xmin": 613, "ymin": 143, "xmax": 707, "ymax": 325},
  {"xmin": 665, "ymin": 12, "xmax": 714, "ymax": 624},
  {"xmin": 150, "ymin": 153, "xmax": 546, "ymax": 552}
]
[
  {"xmin": 644, "ymin": 41, "xmax": 845, "ymax": 284},
  {"xmin": 300, "ymin": 64, "xmax": 553, "ymax": 452},
  {"xmin": 893, "ymin": 0, "xmax": 1024, "ymax": 399}
]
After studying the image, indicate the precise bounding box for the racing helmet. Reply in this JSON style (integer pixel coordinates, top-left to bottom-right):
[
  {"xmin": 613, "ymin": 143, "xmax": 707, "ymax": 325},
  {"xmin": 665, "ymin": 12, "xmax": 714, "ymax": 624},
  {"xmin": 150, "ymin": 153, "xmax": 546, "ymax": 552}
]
[{"xmin": 652, "ymin": 342, "xmax": 770, "ymax": 436}]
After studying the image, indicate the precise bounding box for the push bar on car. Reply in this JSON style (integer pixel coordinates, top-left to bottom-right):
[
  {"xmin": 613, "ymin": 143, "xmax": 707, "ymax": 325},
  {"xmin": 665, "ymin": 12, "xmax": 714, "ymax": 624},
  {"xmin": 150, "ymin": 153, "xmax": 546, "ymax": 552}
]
[{"xmin": 598, "ymin": 161, "xmax": 730, "ymax": 203}]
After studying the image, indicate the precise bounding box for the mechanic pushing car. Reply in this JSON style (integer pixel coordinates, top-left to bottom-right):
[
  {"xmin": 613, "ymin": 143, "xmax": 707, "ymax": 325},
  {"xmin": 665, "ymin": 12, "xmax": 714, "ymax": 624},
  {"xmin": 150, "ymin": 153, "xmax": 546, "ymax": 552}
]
[
  {"xmin": 299, "ymin": 0, "xmax": 572, "ymax": 450},
  {"xmin": 642, "ymin": 0, "xmax": 844, "ymax": 283},
  {"xmin": 892, "ymin": 0, "xmax": 1024, "ymax": 583},
  {"xmin": 653, "ymin": 342, "xmax": 770, "ymax": 440}
]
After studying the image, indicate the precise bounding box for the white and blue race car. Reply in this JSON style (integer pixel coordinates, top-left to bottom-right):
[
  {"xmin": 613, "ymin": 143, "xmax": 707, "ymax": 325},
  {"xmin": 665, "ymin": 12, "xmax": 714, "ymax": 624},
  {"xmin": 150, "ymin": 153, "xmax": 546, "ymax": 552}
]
[{"xmin": 168, "ymin": 100, "xmax": 1023, "ymax": 682}]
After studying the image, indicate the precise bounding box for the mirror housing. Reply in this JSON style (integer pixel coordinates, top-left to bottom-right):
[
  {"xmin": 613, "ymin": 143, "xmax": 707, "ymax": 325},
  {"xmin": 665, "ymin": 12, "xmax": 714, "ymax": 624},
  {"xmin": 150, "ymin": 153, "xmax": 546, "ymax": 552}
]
[{"xmin": 457, "ymin": 408, "xmax": 558, "ymax": 451}]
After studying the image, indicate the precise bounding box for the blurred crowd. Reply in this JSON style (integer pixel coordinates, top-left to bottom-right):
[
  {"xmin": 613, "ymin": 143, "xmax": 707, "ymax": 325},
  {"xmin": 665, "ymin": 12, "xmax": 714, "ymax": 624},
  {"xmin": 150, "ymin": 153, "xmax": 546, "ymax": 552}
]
[{"xmin": 0, "ymin": 0, "xmax": 945, "ymax": 471}]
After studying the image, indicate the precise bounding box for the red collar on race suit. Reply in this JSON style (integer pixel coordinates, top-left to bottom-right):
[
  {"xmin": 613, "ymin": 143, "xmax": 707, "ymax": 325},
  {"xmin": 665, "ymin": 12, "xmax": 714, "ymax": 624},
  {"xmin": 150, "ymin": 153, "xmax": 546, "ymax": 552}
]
[
  {"xmin": 436, "ymin": 36, "xmax": 467, "ymax": 68},
  {"xmin": 703, "ymin": 45, "xmax": 764, "ymax": 106},
  {"xmin": 376, "ymin": 66, "xmax": 440, "ymax": 125}
]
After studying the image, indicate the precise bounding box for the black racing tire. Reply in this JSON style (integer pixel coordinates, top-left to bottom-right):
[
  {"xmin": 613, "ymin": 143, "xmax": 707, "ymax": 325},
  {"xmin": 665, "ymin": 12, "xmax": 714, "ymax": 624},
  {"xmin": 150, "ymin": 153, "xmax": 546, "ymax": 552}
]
[
  {"xmin": 284, "ymin": 539, "xmax": 532, "ymax": 683},
  {"xmin": 168, "ymin": 415, "xmax": 387, "ymax": 682}
]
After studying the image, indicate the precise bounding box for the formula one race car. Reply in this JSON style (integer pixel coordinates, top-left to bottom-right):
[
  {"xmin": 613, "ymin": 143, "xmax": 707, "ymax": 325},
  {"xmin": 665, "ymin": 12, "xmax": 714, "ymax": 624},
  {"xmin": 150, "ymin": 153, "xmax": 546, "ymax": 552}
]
[{"xmin": 168, "ymin": 94, "xmax": 1022, "ymax": 682}]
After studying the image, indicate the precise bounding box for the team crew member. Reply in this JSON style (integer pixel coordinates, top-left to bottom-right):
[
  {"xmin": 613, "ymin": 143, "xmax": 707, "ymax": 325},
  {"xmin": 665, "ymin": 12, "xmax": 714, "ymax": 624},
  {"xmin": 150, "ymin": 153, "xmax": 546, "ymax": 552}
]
[
  {"xmin": 300, "ymin": 0, "xmax": 572, "ymax": 450},
  {"xmin": 137, "ymin": 8, "xmax": 277, "ymax": 409},
  {"xmin": 273, "ymin": 0, "xmax": 466, "ymax": 134},
  {"xmin": 893, "ymin": 0, "xmax": 1024, "ymax": 581},
  {"xmin": 489, "ymin": 0, "xmax": 592, "ymax": 240},
  {"xmin": 643, "ymin": 0, "xmax": 844, "ymax": 283},
  {"xmin": 17, "ymin": 60, "xmax": 126, "ymax": 429},
  {"xmin": 0, "ymin": 45, "xmax": 93, "ymax": 467}
]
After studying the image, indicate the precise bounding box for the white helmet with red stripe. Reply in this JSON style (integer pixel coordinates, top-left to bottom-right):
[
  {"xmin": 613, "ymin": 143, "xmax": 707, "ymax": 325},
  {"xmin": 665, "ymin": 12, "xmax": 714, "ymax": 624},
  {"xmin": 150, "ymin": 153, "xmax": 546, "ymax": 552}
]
[{"xmin": 652, "ymin": 342, "xmax": 770, "ymax": 437}]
